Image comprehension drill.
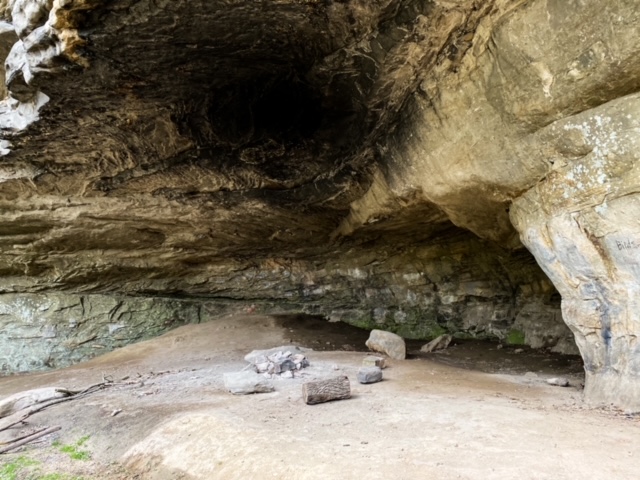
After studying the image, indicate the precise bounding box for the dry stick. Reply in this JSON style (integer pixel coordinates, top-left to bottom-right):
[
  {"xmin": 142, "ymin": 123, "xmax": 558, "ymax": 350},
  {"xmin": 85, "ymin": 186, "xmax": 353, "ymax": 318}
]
[
  {"xmin": 0, "ymin": 410, "xmax": 32, "ymax": 433},
  {"xmin": 0, "ymin": 426, "xmax": 61, "ymax": 454},
  {"xmin": 0, "ymin": 380, "xmax": 131, "ymax": 433},
  {"xmin": 0, "ymin": 426, "xmax": 49, "ymax": 446}
]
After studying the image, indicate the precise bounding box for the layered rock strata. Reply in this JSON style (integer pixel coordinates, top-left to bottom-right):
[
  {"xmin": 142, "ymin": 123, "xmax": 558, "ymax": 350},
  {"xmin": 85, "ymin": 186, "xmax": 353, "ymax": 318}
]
[{"xmin": 0, "ymin": 0, "xmax": 638, "ymax": 408}]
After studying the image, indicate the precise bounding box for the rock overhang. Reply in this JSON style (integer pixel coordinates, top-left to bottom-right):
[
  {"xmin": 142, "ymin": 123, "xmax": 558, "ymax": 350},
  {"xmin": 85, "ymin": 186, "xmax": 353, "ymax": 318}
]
[
  {"xmin": 0, "ymin": 0, "xmax": 639, "ymax": 410},
  {"xmin": 0, "ymin": 0, "xmax": 470, "ymax": 285}
]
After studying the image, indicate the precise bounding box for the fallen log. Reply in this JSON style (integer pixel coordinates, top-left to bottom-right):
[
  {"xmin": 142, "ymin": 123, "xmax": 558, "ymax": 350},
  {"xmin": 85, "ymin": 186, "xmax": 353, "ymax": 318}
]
[
  {"xmin": 0, "ymin": 426, "xmax": 61, "ymax": 454},
  {"xmin": 302, "ymin": 376, "xmax": 351, "ymax": 405}
]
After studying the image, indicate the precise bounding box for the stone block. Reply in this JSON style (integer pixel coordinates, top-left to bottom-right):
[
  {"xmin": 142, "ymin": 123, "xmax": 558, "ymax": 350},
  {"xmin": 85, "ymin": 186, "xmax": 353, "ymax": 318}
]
[
  {"xmin": 357, "ymin": 366, "xmax": 383, "ymax": 384},
  {"xmin": 223, "ymin": 371, "xmax": 274, "ymax": 395},
  {"xmin": 362, "ymin": 355, "xmax": 386, "ymax": 369}
]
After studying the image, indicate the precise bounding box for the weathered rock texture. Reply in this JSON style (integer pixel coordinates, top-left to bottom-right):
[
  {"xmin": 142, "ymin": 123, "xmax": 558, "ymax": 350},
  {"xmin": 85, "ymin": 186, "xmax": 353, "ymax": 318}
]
[
  {"xmin": 511, "ymin": 96, "xmax": 640, "ymax": 410},
  {"xmin": 0, "ymin": 293, "xmax": 207, "ymax": 372},
  {"xmin": 366, "ymin": 329, "xmax": 406, "ymax": 360},
  {"xmin": 0, "ymin": 0, "xmax": 638, "ymax": 408}
]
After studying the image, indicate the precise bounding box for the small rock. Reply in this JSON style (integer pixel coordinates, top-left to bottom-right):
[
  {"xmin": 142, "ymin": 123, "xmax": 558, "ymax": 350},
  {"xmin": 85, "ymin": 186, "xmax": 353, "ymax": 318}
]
[
  {"xmin": 420, "ymin": 334, "xmax": 452, "ymax": 353},
  {"xmin": 357, "ymin": 366, "xmax": 383, "ymax": 384},
  {"xmin": 514, "ymin": 348, "xmax": 524, "ymax": 354},
  {"xmin": 362, "ymin": 355, "xmax": 386, "ymax": 369},
  {"xmin": 255, "ymin": 362, "xmax": 270, "ymax": 373},
  {"xmin": 223, "ymin": 371, "xmax": 275, "ymax": 395},
  {"xmin": 365, "ymin": 329, "xmax": 406, "ymax": 360},
  {"xmin": 524, "ymin": 371, "xmax": 538, "ymax": 379},
  {"xmin": 547, "ymin": 377, "xmax": 570, "ymax": 387},
  {"xmin": 273, "ymin": 358, "xmax": 296, "ymax": 374},
  {"xmin": 292, "ymin": 354, "xmax": 310, "ymax": 369}
]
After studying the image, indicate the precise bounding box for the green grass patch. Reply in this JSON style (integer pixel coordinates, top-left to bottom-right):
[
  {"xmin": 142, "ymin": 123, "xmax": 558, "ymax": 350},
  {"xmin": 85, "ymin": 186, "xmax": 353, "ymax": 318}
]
[
  {"xmin": 52, "ymin": 435, "xmax": 91, "ymax": 461},
  {"xmin": 0, "ymin": 446, "xmax": 87, "ymax": 479},
  {"xmin": 0, "ymin": 456, "xmax": 39, "ymax": 480},
  {"xmin": 0, "ymin": 457, "xmax": 85, "ymax": 480}
]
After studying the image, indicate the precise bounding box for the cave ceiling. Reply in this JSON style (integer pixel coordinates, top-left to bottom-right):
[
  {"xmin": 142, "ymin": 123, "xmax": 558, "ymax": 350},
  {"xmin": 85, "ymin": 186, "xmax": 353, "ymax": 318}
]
[
  {"xmin": 2, "ymin": 0, "xmax": 638, "ymax": 295},
  {"xmin": 0, "ymin": 0, "xmax": 497, "ymax": 293}
]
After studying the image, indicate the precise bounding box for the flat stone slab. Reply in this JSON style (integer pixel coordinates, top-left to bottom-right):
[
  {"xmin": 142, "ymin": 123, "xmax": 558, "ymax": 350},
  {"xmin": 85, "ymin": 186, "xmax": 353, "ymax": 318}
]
[
  {"xmin": 362, "ymin": 355, "xmax": 386, "ymax": 369},
  {"xmin": 546, "ymin": 377, "xmax": 570, "ymax": 387},
  {"xmin": 223, "ymin": 371, "xmax": 275, "ymax": 395},
  {"xmin": 365, "ymin": 329, "xmax": 406, "ymax": 360},
  {"xmin": 357, "ymin": 366, "xmax": 383, "ymax": 384},
  {"xmin": 420, "ymin": 334, "xmax": 452, "ymax": 353}
]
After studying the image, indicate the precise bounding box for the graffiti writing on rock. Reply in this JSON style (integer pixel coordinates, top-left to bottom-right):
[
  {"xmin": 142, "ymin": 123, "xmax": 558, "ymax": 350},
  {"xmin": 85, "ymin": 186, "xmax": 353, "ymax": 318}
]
[{"xmin": 616, "ymin": 238, "xmax": 640, "ymax": 251}]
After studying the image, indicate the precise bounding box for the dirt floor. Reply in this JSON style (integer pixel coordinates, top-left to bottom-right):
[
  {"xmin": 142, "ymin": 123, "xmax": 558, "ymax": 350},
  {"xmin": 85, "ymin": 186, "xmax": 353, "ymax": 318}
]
[{"xmin": 0, "ymin": 314, "xmax": 638, "ymax": 479}]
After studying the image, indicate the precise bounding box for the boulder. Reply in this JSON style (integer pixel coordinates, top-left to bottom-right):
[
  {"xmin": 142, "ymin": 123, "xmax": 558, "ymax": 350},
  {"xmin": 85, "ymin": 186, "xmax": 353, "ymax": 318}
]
[
  {"xmin": 365, "ymin": 330, "xmax": 406, "ymax": 360},
  {"xmin": 223, "ymin": 372, "xmax": 274, "ymax": 395}
]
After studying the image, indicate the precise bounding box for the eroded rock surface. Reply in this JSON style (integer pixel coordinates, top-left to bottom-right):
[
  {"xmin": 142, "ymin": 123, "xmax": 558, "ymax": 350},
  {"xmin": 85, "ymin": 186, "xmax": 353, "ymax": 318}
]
[
  {"xmin": 511, "ymin": 95, "xmax": 640, "ymax": 409},
  {"xmin": 0, "ymin": 0, "xmax": 638, "ymax": 408}
]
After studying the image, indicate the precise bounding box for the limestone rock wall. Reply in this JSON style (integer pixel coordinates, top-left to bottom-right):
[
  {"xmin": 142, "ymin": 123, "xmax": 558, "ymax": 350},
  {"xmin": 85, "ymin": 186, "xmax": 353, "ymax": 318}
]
[
  {"xmin": 0, "ymin": 293, "xmax": 206, "ymax": 372},
  {"xmin": 209, "ymin": 232, "xmax": 571, "ymax": 351},
  {"xmin": 0, "ymin": 232, "xmax": 577, "ymax": 373}
]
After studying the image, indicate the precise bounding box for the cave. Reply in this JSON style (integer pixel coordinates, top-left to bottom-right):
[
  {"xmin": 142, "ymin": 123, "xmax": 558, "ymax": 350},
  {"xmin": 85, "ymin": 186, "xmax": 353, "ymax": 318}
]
[{"xmin": 0, "ymin": 0, "xmax": 640, "ymax": 476}]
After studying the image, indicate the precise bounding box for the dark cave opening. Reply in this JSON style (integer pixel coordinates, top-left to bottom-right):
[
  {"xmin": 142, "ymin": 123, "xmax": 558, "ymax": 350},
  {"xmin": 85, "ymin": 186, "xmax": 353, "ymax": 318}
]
[
  {"xmin": 207, "ymin": 73, "xmax": 326, "ymax": 146},
  {"xmin": 272, "ymin": 314, "xmax": 583, "ymax": 376}
]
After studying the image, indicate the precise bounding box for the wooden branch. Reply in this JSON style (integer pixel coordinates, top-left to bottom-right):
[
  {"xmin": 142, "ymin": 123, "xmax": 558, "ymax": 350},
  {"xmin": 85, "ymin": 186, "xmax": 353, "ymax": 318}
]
[
  {"xmin": 0, "ymin": 426, "xmax": 49, "ymax": 446},
  {"xmin": 0, "ymin": 396, "xmax": 74, "ymax": 432},
  {"xmin": 0, "ymin": 388, "xmax": 72, "ymax": 419},
  {"xmin": 0, "ymin": 377, "xmax": 145, "ymax": 434},
  {"xmin": 0, "ymin": 381, "xmax": 119, "ymax": 433},
  {"xmin": 0, "ymin": 426, "xmax": 61, "ymax": 454},
  {"xmin": 302, "ymin": 376, "xmax": 351, "ymax": 405},
  {"xmin": 0, "ymin": 410, "xmax": 30, "ymax": 433}
]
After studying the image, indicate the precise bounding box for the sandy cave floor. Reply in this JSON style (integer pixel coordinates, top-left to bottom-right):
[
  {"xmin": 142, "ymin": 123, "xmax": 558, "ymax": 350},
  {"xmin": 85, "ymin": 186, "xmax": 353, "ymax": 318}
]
[{"xmin": 0, "ymin": 314, "xmax": 638, "ymax": 480}]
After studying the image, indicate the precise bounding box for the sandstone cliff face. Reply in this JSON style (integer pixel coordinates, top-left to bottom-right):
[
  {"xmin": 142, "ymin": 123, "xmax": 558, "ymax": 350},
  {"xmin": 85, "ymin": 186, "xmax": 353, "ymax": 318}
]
[{"xmin": 0, "ymin": 0, "xmax": 638, "ymax": 409}]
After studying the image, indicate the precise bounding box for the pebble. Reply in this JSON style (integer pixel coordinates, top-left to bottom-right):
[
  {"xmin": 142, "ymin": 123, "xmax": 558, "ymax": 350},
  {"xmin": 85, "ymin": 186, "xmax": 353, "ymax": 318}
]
[{"xmin": 546, "ymin": 377, "xmax": 570, "ymax": 387}]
